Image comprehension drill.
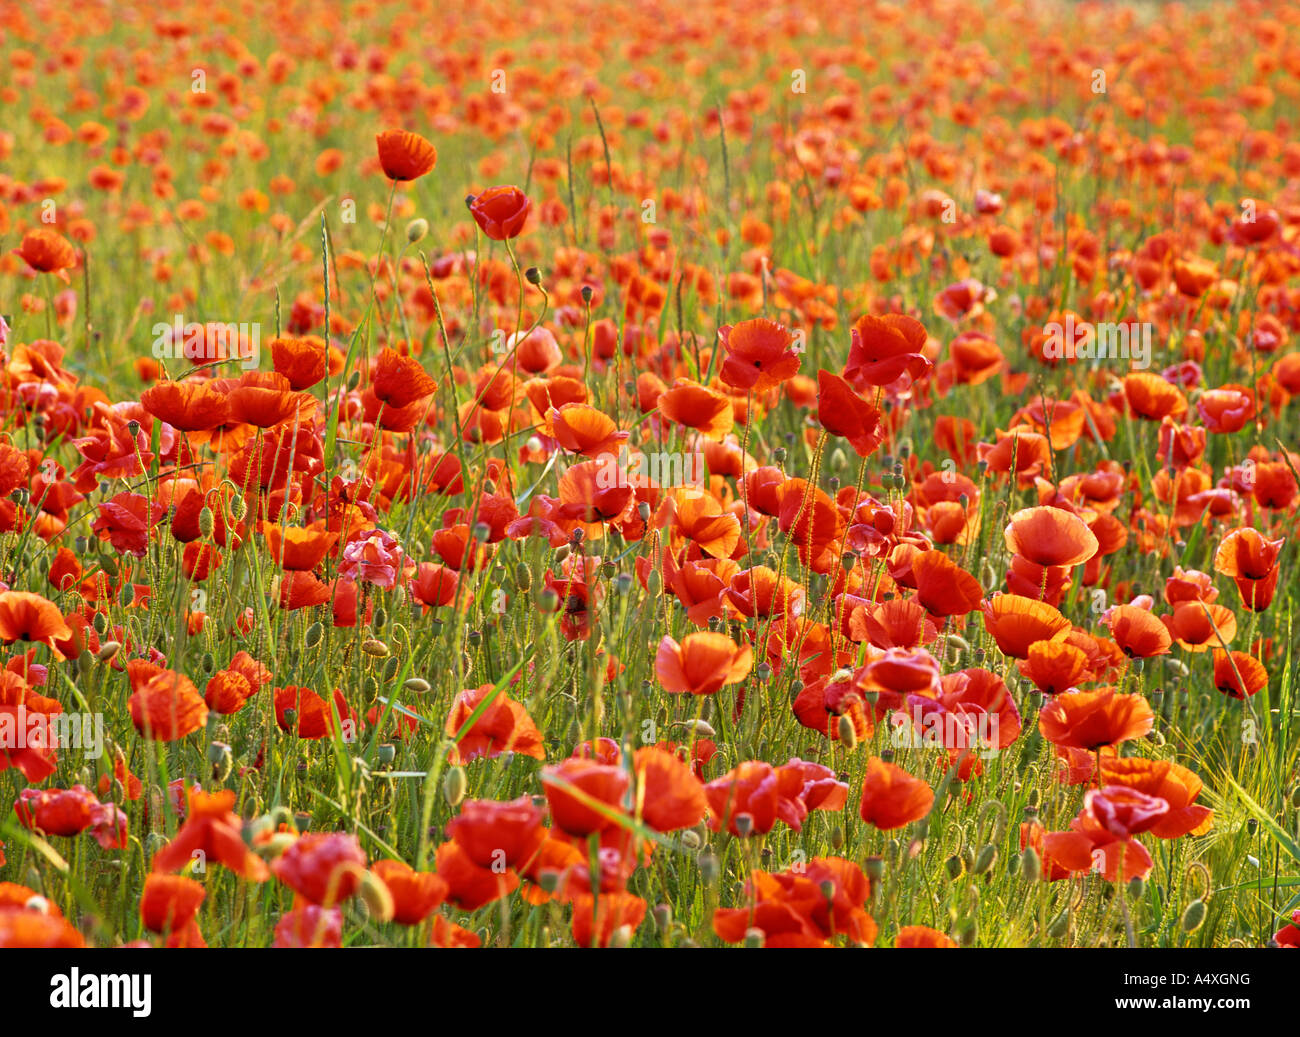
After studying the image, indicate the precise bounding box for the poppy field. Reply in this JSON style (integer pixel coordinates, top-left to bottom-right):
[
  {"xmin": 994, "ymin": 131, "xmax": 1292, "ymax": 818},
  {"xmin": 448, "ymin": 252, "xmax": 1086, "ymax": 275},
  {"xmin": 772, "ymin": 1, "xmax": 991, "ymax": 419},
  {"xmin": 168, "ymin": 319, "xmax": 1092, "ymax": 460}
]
[{"xmin": 1, "ymin": 0, "xmax": 1300, "ymax": 954}]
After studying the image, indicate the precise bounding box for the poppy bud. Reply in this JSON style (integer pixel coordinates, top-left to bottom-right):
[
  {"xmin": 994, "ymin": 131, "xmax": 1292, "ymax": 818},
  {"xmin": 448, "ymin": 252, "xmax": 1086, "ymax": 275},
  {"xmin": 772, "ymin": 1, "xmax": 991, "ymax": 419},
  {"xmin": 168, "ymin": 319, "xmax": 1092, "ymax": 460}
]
[
  {"xmin": 836, "ymin": 714, "xmax": 858, "ymax": 749},
  {"xmin": 646, "ymin": 571, "xmax": 662, "ymax": 599},
  {"xmin": 955, "ymin": 919, "xmax": 978, "ymax": 946},
  {"xmin": 208, "ymin": 741, "xmax": 233, "ymax": 782},
  {"xmin": 608, "ymin": 924, "xmax": 634, "ymax": 948},
  {"xmin": 472, "ymin": 522, "xmax": 490, "ymax": 543},
  {"xmin": 554, "ymin": 544, "xmax": 571, "ymax": 563},
  {"xmin": 1291, "ymin": 785, "xmax": 1300, "ymax": 809},
  {"xmin": 755, "ymin": 662, "xmax": 772, "ymax": 681},
  {"xmin": 514, "ymin": 563, "xmax": 532, "ymax": 591},
  {"xmin": 257, "ymin": 832, "xmax": 298, "ymax": 860},
  {"xmin": 946, "ymin": 854, "xmax": 965, "ymax": 879},
  {"xmin": 1021, "ymin": 847, "xmax": 1042, "ymax": 884},
  {"xmin": 372, "ymin": 606, "xmax": 388, "ymax": 628},
  {"xmin": 404, "ymin": 677, "xmax": 430, "ymax": 694},
  {"xmin": 198, "ymin": 506, "xmax": 215, "ymax": 538},
  {"xmin": 355, "ymin": 874, "xmax": 394, "ymax": 924},
  {"xmin": 699, "ymin": 851, "xmax": 720, "ymax": 885},
  {"xmin": 680, "ymin": 829, "xmax": 701, "ymax": 851},
  {"xmin": 1047, "ymin": 907, "xmax": 1071, "ymax": 939},
  {"xmin": 537, "ymin": 871, "xmax": 561, "ymax": 894},
  {"xmin": 229, "ymin": 494, "xmax": 247, "ymax": 521},
  {"xmin": 347, "ymin": 370, "xmax": 361, "ymax": 391},
  {"xmin": 1127, "ymin": 876, "xmax": 1145, "ymax": 900},
  {"xmin": 525, "ymin": 266, "xmax": 542, "ymax": 286},
  {"xmin": 305, "ymin": 622, "xmax": 324, "ymax": 648},
  {"xmin": 830, "ymin": 826, "xmax": 845, "ymax": 850},
  {"xmin": 653, "ymin": 904, "xmax": 673, "ymax": 932},
  {"xmin": 973, "ymin": 844, "xmax": 997, "ymax": 875},
  {"xmin": 119, "ymin": 583, "xmax": 134, "ymax": 606},
  {"xmin": 96, "ymin": 641, "xmax": 122, "ymax": 663},
  {"xmin": 406, "ymin": 218, "xmax": 429, "ymax": 243},
  {"xmin": 1181, "ymin": 899, "xmax": 1207, "ymax": 932},
  {"xmin": 361, "ymin": 638, "xmax": 389, "ymax": 657},
  {"xmin": 743, "ymin": 927, "xmax": 764, "ymax": 948},
  {"xmin": 92, "ymin": 611, "xmax": 109, "ymax": 635},
  {"xmin": 443, "ymin": 765, "xmax": 467, "ymax": 807}
]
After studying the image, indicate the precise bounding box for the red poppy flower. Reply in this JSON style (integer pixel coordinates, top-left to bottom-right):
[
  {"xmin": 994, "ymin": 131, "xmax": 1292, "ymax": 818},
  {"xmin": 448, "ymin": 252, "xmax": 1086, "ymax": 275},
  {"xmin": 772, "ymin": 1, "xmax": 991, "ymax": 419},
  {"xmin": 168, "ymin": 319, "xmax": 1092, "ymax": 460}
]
[
  {"xmin": 375, "ymin": 129, "xmax": 438, "ymax": 181},
  {"xmin": 469, "ymin": 185, "xmax": 531, "ymax": 240},
  {"xmin": 718, "ymin": 319, "xmax": 801, "ymax": 393},
  {"xmin": 857, "ymin": 757, "xmax": 934, "ymax": 830},
  {"xmin": 271, "ymin": 832, "xmax": 368, "ymax": 907}
]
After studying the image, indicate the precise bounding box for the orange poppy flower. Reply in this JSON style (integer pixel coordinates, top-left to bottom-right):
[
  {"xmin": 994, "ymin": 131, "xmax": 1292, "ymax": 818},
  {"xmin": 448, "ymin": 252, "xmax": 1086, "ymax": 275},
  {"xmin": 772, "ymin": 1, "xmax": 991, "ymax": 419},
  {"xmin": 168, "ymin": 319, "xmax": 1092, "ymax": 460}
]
[
  {"xmin": 375, "ymin": 129, "xmax": 438, "ymax": 181},
  {"xmin": 128, "ymin": 670, "xmax": 209, "ymax": 741},
  {"xmin": 909, "ymin": 549, "xmax": 984, "ymax": 617},
  {"xmin": 718, "ymin": 318, "xmax": 801, "ymax": 392},
  {"xmin": 633, "ymin": 746, "xmax": 708, "ymax": 832},
  {"xmin": 0, "ymin": 592, "xmax": 73, "ymax": 654},
  {"xmin": 1017, "ymin": 639, "xmax": 1092, "ymax": 694},
  {"xmin": 844, "ymin": 313, "xmax": 932, "ymax": 389},
  {"xmin": 151, "ymin": 788, "xmax": 270, "ymax": 880},
  {"xmin": 444, "ymin": 684, "xmax": 545, "ymax": 764},
  {"xmin": 1004, "ymin": 506, "xmax": 1098, "ymax": 567},
  {"xmin": 1213, "ymin": 527, "xmax": 1284, "ymax": 612},
  {"xmin": 139, "ymin": 873, "xmax": 205, "ymax": 935},
  {"xmin": 816, "ymin": 370, "xmax": 885, "ymax": 458},
  {"xmin": 271, "ymin": 832, "xmax": 367, "ymax": 907},
  {"xmin": 549, "ymin": 403, "xmax": 628, "ymax": 457},
  {"xmin": 857, "ymin": 757, "xmax": 934, "ymax": 830},
  {"xmin": 896, "ymin": 925, "xmax": 958, "ymax": 947},
  {"xmin": 981, "ymin": 593, "xmax": 1071, "ymax": 658},
  {"xmin": 1098, "ymin": 758, "xmax": 1213, "ymax": 838},
  {"xmin": 372, "ymin": 347, "xmax": 437, "ymax": 410},
  {"xmin": 1105, "ymin": 603, "xmax": 1172, "ymax": 658},
  {"xmin": 446, "ymin": 796, "xmax": 546, "ymax": 870},
  {"xmin": 12, "ymin": 228, "xmax": 78, "ymax": 281},
  {"xmin": 369, "ymin": 860, "xmax": 448, "ymax": 926},
  {"xmin": 1037, "ymin": 687, "xmax": 1153, "ymax": 751},
  {"xmin": 541, "ymin": 757, "xmax": 630, "ymax": 837},
  {"xmin": 571, "ymin": 891, "xmax": 648, "ymax": 948},
  {"xmin": 1211, "ymin": 649, "xmax": 1268, "ymax": 699},
  {"xmin": 657, "ymin": 379, "xmax": 734, "ymax": 441},
  {"xmin": 140, "ymin": 380, "xmax": 232, "ymax": 431},
  {"xmin": 655, "ymin": 632, "xmax": 752, "ymax": 695}
]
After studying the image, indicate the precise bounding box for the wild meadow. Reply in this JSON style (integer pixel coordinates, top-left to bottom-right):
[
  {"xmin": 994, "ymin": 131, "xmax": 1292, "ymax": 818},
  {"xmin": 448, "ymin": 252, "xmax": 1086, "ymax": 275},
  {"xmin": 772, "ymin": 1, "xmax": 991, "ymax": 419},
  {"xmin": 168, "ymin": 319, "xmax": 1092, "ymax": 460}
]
[{"xmin": 0, "ymin": 0, "xmax": 1299, "ymax": 949}]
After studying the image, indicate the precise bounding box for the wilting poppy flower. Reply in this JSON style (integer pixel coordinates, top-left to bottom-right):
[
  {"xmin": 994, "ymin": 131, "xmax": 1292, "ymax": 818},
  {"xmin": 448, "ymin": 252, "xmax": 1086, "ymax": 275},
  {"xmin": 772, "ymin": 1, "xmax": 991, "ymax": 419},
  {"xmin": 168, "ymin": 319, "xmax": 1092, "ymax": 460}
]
[
  {"xmin": 654, "ymin": 632, "xmax": 752, "ymax": 695},
  {"xmin": 469, "ymin": 185, "xmax": 531, "ymax": 240},
  {"xmin": 857, "ymin": 757, "xmax": 934, "ymax": 830},
  {"xmin": 718, "ymin": 319, "xmax": 801, "ymax": 393},
  {"xmin": 375, "ymin": 129, "xmax": 438, "ymax": 181},
  {"xmin": 1038, "ymin": 687, "xmax": 1153, "ymax": 751}
]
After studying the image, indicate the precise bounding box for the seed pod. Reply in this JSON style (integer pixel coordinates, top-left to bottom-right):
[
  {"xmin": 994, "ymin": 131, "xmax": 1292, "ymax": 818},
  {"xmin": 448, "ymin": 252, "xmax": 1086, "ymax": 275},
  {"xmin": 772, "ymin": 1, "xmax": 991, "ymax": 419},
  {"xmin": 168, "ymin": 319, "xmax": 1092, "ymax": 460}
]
[
  {"xmin": 514, "ymin": 563, "xmax": 532, "ymax": 592},
  {"xmin": 698, "ymin": 852, "xmax": 720, "ymax": 885},
  {"xmin": 743, "ymin": 928, "xmax": 764, "ymax": 949},
  {"xmin": 404, "ymin": 676, "xmax": 431, "ymax": 694},
  {"xmin": 406, "ymin": 218, "xmax": 429, "ymax": 243},
  {"xmin": 973, "ymin": 844, "xmax": 998, "ymax": 875},
  {"xmin": 198, "ymin": 507, "xmax": 215, "ymax": 538},
  {"xmin": 443, "ymin": 766, "xmax": 467, "ymax": 807},
  {"xmin": 1021, "ymin": 847, "xmax": 1042, "ymax": 884},
  {"xmin": 377, "ymin": 743, "xmax": 396, "ymax": 766},
  {"xmin": 96, "ymin": 641, "xmax": 122, "ymax": 663},
  {"xmin": 836, "ymin": 714, "xmax": 858, "ymax": 749},
  {"xmin": 1127, "ymin": 876, "xmax": 1145, "ymax": 900},
  {"xmin": 361, "ymin": 638, "xmax": 390, "ymax": 658},
  {"xmin": 357, "ymin": 869, "xmax": 395, "ymax": 923},
  {"xmin": 1181, "ymin": 899, "xmax": 1207, "ymax": 933}
]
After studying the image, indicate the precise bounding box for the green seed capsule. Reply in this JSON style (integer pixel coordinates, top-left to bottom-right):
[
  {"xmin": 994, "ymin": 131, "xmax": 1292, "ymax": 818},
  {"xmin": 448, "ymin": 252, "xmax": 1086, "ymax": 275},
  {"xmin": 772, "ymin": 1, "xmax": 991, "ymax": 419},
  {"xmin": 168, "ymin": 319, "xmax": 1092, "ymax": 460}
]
[
  {"xmin": 305, "ymin": 622, "xmax": 323, "ymax": 648},
  {"xmin": 1181, "ymin": 899, "xmax": 1207, "ymax": 933},
  {"xmin": 198, "ymin": 507, "xmax": 215, "ymax": 538},
  {"xmin": 973, "ymin": 844, "xmax": 998, "ymax": 875},
  {"xmin": 1021, "ymin": 847, "xmax": 1042, "ymax": 884},
  {"xmin": 443, "ymin": 766, "xmax": 467, "ymax": 807}
]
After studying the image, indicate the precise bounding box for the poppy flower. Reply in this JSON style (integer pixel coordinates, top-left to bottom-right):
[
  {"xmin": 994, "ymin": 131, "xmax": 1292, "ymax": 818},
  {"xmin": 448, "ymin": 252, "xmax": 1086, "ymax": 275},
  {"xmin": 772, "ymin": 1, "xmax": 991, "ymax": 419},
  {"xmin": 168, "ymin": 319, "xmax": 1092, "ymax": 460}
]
[
  {"xmin": 369, "ymin": 860, "xmax": 448, "ymax": 925},
  {"xmin": 897, "ymin": 925, "xmax": 958, "ymax": 948},
  {"xmin": 375, "ymin": 129, "xmax": 438, "ymax": 181},
  {"xmin": 1098, "ymin": 758, "xmax": 1213, "ymax": 838},
  {"xmin": 541, "ymin": 758, "xmax": 630, "ymax": 837},
  {"xmin": 718, "ymin": 319, "xmax": 801, "ymax": 393},
  {"xmin": 844, "ymin": 313, "xmax": 932, "ymax": 389},
  {"xmin": 703, "ymin": 759, "xmax": 840, "ymax": 837},
  {"xmin": 140, "ymin": 380, "xmax": 232, "ymax": 431},
  {"xmin": 12, "ymin": 228, "xmax": 78, "ymax": 281},
  {"xmin": 371, "ymin": 347, "xmax": 437, "ymax": 410},
  {"xmin": 151, "ymin": 788, "xmax": 270, "ymax": 880},
  {"xmin": 0, "ymin": 592, "xmax": 73, "ymax": 654},
  {"xmin": 857, "ymin": 757, "xmax": 934, "ymax": 830},
  {"xmin": 129, "ymin": 670, "xmax": 209, "ymax": 741},
  {"xmin": 657, "ymin": 379, "xmax": 734, "ymax": 441},
  {"xmin": 270, "ymin": 335, "xmax": 331, "ymax": 390},
  {"xmin": 908, "ymin": 549, "xmax": 984, "ymax": 617},
  {"xmin": 435, "ymin": 840, "xmax": 520, "ymax": 910},
  {"xmin": 0, "ymin": 908, "xmax": 85, "ymax": 948},
  {"xmin": 572, "ymin": 891, "xmax": 647, "ymax": 948},
  {"xmin": 444, "ymin": 684, "xmax": 545, "ymax": 764},
  {"xmin": 1004, "ymin": 506, "xmax": 1098, "ymax": 567},
  {"xmin": 273, "ymin": 905, "xmax": 343, "ymax": 948},
  {"xmin": 271, "ymin": 832, "xmax": 368, "ymax": 906},
  {"xmin": 1017, "ymin": 639, "xmax": 1091, "ymax": 695},
  {"xmin": 981, "ymin": 594, "xmax": 1072, "ymax": 658},
  {"xmin": 1105, "ymin": 604, "xmax": 1172, "ymax": 658},
  {"xmin": 816, "ymin": 370, "xmax": 886, "ymax": 458},
  {"xmin": 632, "ymin": 747, "xmax": 708, "ymax": 832},
  {"xmin": 139, "ymin": 874, "xmax": 205, "ymax": 935},
  {"xmin": 445, "ymin": 796, "xmax": 547, "ymax": 869},
  {"xmin": 469, "ymin": 185, "xmax": 531, "ymax": 240},
  {"xmin": 274, "ymin": 685, "xmax": 354, "ymax": 739},
  {"xmin": 654, "ymin": 632, "xmax": 752, "ymax": 695},
  {"xmin": 1213, "ymin": 528, "xmax": 1284, "ymax": 612},
  {"xmin": 1211, "ymin": 649, "xmax": 1268, "ymax": 699},
  {"xmin": 1038, "ymin": 687, "xmax": 1153, "ymax": 751}
]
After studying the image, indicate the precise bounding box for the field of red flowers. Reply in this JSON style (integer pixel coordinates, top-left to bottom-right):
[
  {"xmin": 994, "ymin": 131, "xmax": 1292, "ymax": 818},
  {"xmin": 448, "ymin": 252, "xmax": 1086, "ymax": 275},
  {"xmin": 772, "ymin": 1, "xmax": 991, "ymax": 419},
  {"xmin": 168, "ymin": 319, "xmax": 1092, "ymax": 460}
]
[{"xmin": 0, "ymin": 0, "xmax": 1298, "ymax": 953}]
